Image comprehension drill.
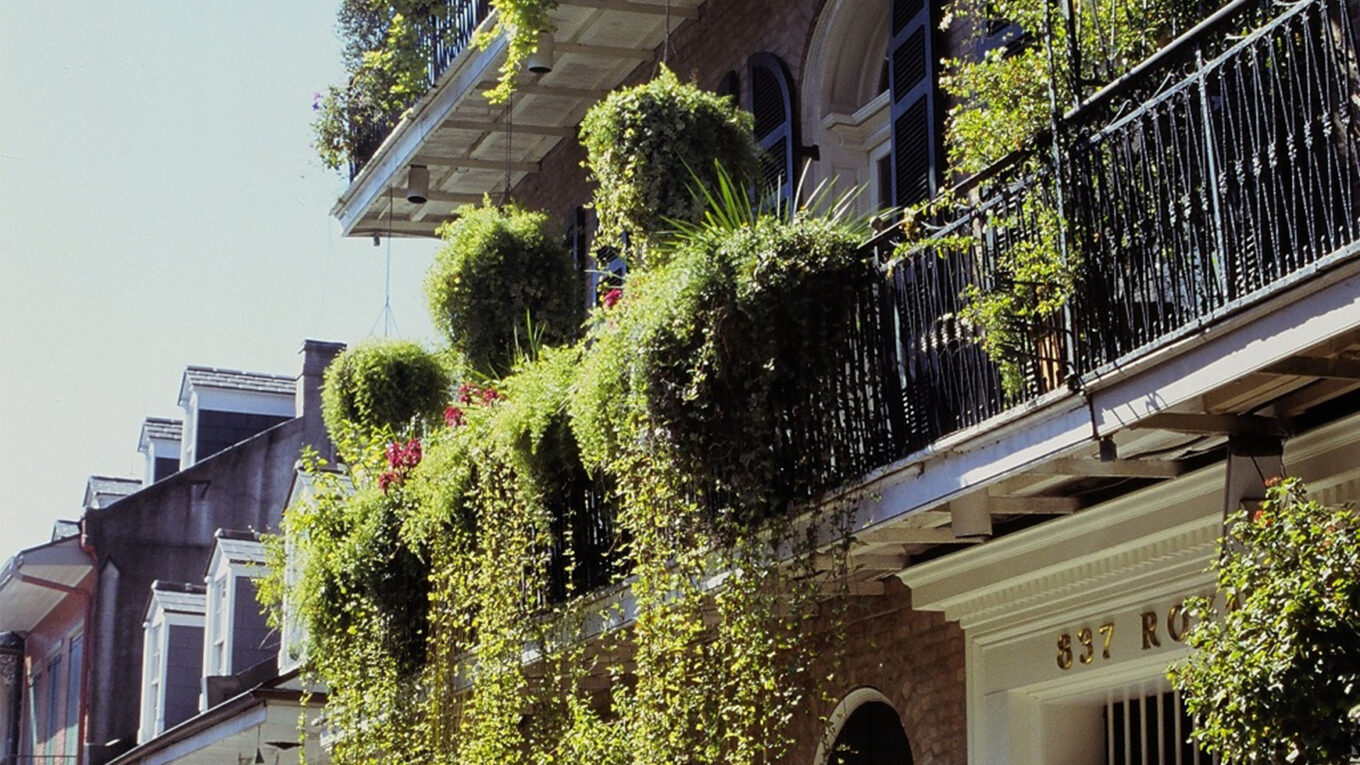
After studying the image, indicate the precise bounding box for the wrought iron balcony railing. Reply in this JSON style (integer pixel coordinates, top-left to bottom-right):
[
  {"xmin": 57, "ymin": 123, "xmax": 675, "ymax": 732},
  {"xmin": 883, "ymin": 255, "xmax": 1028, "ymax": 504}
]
[
  {"xmin": 347, "ymin": 0, "xmax": 491, "ymax": 179},
  {"xmin": 521, "ymin": 0, "xmax": 1360, "ymax": 606},
  {"xmin": 887, "ymin": 0, "xmax": 1360, "ymax": 446}
]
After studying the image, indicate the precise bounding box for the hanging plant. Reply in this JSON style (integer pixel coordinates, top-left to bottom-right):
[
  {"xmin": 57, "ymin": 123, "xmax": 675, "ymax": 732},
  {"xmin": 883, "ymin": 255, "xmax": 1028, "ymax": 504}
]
[
  {"xmin": 321, "ymin": 339, "xmax": 451, "ymax": 449},
  {"xmin": 476, "ymin": 0, "xmax": 559, "ymax": 104},
  {"xmin": 579, "ymin": 66, "xmax": 758, "ymax": 267},
  {"xmin": 425, "ymin": 202, "xmax": 583, "ymax": 377},
  {"xmin": 269, "ymin": 163, "xmax": 871, "ymax": 765}
]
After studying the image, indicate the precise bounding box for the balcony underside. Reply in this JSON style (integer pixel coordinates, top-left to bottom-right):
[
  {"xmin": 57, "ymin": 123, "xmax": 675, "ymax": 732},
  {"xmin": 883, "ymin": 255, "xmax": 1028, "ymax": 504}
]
[
  {"xmin": 333, "ymin": 0, "xmax": 703, "ymax": 239},
  {"xmin": 836, "ymin": 263, "xmax": 1360, "ymax": 592}
]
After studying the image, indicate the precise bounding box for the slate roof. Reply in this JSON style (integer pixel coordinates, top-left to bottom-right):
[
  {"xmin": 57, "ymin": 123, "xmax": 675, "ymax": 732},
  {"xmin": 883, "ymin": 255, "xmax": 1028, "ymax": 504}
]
[
  {"xmin": 212, "ymin": 529, "xmax": 267, "ymax": 568},
  {"xmin": 141, "ymin": 417, "xmax": 183, "ymax": 442},
  {"xmin": 148, "ymin": 581, "xmax": 207, "ymax": 616},
  {"xmin": 84, "ymin": 475, "xmax": 141, "ymax": 510},
  {"xmin": 181, "ymin": 366, "xmax": 295, "ymax": 398}
]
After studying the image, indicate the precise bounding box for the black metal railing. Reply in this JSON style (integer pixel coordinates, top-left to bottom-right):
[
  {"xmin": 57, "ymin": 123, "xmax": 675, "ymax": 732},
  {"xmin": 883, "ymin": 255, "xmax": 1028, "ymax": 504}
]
[
  {"xmin": 1070, "ymin": 0, "xmax": 1360, "ymax": 369},
  {"xmin": 501, "ymin": 0, "xmax": 1360, "ymax": 610},
  {"xmin": 347, "ymin": 0, "xmax": 491, "ymax": 179},
  {"xmin": 887, "ymin": 165, "xmax": 1071, "ymax": 447},
  {"xmin": 882, "ymin": 0, "xmax": 1359, "ymax": 453}
]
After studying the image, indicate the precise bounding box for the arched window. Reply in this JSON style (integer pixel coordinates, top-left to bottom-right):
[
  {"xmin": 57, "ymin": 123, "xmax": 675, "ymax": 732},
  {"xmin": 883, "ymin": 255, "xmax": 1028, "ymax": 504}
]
[
  {"xmin": 802, "ymin": 1, "xmax": 893, "ymax": 213},
  {"xmin": 748, "ymin": 52, "xmax": 797, "ymax": 208},
  {"xmin": 816, "ymin": 688, "xmax": 916, "ymax": 765},
  {"xmin": 889, "ymin": 0, "xmax": 942, "ymax": 208}
]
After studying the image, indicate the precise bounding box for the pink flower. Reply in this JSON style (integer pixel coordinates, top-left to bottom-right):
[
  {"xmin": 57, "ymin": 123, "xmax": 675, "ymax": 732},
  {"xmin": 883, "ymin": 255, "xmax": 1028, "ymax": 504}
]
[
  {"xmin": 379, "ymin": 470, "xmax": 399, "ymax": 493},
  {"xmin": 602, "ymin": 288, "xmax": 623, "ymax": 309},
  {"xmin": 385, "ymin": 441, "xmax": 403, "ymax": 469},
  {"xmin": 458, "ymin": 383, "xmax": 476, "ymax": 404},
  {"xmin": 481, "ymin": 388, "xmax": 502, "ymax": 404},
  {"xmin": 445, "ymin": 405, "xmax": 465, "ymax": 427}
]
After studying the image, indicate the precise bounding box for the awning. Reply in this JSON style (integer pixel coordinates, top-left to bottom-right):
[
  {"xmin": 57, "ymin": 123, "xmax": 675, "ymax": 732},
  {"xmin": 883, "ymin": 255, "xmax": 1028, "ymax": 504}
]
[{"xmin": 0, "ymin": 535, "xmax": 93, "ymax": 632}]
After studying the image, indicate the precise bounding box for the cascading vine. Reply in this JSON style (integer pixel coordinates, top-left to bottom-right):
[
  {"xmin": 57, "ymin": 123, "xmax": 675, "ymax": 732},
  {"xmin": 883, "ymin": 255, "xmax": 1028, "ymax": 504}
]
[{"xmin": 266, "ymin": 70, "xmax": 870, "ymax": 765}]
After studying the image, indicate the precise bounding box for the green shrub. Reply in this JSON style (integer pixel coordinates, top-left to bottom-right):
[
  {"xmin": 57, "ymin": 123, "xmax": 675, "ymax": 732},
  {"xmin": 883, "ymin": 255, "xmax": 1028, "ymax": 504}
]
[
  {"xmin": 426, "ymin": 203, "xmax": 583, "ymax": 376},
  {"xmin": 322, "ymin": 339, "xmax": 450, "ymax": 441},
  {"xmin": 579, "ymin": 65, "xmax": 758, "ymax": 265}
]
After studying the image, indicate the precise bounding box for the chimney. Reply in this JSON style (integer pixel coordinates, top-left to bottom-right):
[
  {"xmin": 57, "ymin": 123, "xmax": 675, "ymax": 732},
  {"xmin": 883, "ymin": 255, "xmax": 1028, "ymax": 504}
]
[{"xmin": 297, "ymin": 340, "xmax": 345, "ymax": 465}]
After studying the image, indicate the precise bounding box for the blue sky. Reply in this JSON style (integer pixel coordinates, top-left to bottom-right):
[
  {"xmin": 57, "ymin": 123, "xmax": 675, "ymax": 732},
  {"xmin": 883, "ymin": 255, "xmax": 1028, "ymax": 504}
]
[{"xmin": 0, "ymin": 2, "xmax": 443, "ymax": 550}]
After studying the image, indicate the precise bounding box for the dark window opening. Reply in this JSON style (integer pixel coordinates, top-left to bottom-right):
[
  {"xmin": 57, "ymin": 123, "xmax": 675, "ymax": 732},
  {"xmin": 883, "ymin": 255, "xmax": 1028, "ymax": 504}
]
[
  {"xmin": 829, "ymin": 700, "xmax": 915, "ymax": 765},
  {"xmin": 153, "ymin": 456, "xmax": 180, "ymax": 483},
  {"xmin": 1105, "ymin": 692, "xmax": 1212, "ymax": 765},
  {"xmin": 748, "ymin": 52, "xmax": 798, "ymax": 208},
  {"xmin": 196, "ymin": 410, "xmax": 291, "ymax": 461}
]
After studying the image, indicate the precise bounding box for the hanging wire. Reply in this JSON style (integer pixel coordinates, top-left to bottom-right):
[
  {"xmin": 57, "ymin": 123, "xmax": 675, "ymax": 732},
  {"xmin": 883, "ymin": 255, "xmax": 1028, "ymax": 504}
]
[
  {"xmin": 664, "ymin": 0, "xmax": 672, "ymax": 64},
  {"xmin": 371, "ymin": 186, "xmax": 401, "ymax": 337},
  {"xmin": 502, "ymin": 93, "xmax": 514, "ymax": 207}
]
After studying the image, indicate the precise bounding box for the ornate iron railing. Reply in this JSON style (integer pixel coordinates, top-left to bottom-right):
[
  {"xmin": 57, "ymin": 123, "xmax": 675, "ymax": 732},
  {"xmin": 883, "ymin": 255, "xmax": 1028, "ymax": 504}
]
[
  {"xmin": 883, "ymin": 0, "xmax": 1360, "ymax": 453},
  {"xmin": 1070, "ymin": 0, "xmax": 1360, "ymax": 369},
  {"xmin": 348, "ymin": 0, "xmax": 491, "ymax": 179}
]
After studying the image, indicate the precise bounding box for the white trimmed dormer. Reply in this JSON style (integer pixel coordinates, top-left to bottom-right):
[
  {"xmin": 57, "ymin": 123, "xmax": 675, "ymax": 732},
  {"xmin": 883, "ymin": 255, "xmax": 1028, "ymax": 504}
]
[
  {"xmin": 137, "ymin": 417, "xmax": 182, "ymax": 486},
  {"xmin": 200, "ymin": 530, "xmax": 277, "ymax": 711},
  {"xmin": 276, "ymin": 466, "xmax": 351, "ymax": 675},
  {"xmin": 177, "ymin": 367, "xmax": 296, "ymax": 468},
  {"xmin": 138, "ymin": 581, "xmax": 205, "ymax": 743}
]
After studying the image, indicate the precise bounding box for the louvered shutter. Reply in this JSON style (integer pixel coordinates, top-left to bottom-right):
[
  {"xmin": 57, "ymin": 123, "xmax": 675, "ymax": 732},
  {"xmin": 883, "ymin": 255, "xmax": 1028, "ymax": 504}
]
[
  {"xmin": 748, "ymin": 53, "xmax": 797, "ymax": 208},
  {"xmin": 889, "ymin": 0, "xmax": 941, "ymax": 208}
]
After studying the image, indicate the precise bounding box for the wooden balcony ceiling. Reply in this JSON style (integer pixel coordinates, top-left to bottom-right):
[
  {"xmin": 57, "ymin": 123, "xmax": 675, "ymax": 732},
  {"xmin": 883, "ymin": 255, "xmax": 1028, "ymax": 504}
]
[{"xmin": 334, "ymin": 0, "xmax": 705, "ymax": 239}]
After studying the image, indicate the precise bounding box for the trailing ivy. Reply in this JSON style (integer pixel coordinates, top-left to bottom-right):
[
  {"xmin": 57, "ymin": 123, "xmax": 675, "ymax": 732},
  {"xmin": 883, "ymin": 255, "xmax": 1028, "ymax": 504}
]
[
  {"xmin": 314, "ymin": 0, "xmax": 557, "ymax": 171},
  {"xmin": 272, "ymin": 74, "xmax": 872, "ymax": 765}
]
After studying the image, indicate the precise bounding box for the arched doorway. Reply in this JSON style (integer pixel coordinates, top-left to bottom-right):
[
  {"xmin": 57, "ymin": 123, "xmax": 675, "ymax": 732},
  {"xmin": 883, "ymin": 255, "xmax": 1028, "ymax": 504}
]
[{"xmin": 816, "ymin": 688, "xmax": 915, "ymax": 765}]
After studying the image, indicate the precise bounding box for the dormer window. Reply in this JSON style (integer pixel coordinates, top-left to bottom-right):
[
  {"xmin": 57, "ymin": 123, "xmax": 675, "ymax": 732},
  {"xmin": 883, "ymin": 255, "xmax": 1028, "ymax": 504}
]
[
  {"xmin": 138, "ymin": 582, "xmax": 205, "ymax": 743},
  {"xmin": 177, "ymin": 367, "xmax": 296, "ymax": 468},
  {"xmin": 137, "ymin": 417, "xmax": 183, "ymax": 485},
  {"xmin": 200, "ymin": 530, "xmax": 277, "ymax": 712}
]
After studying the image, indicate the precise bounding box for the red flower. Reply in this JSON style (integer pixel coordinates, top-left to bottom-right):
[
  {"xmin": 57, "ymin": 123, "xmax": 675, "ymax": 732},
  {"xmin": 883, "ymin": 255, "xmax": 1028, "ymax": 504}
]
[
  {"xmin": 481, "ymin": 387, "xmax": 502, "ymax": 404},
  {"xmin": 458, "ymin": 383, "xmax": 476, "ymax": 404},
  {"xmin": 445, "ymin": 405, "xmax": 465, "ymax": 427},
  {"xmin": 379, "ymin": 470, "xmax": 399, "ymax": 493},
  {"xmin": 402, "ymin": 438, "xmax": 422, "ymax": 468},
  {"xmin": 1264, "ymin": 476, "xmax": 1282, "ymax": 488},
  {"xmin": 602, "ymin": 288, "xmax": 623, "ymax": 309},
  {"xmin": 385, "ymin": 441, "xmax": 403, "ymax": 469}
]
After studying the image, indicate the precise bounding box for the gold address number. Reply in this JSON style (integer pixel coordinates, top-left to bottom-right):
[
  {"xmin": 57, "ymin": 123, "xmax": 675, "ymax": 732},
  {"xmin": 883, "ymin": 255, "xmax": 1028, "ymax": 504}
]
[{"xmin": 1056, "ymin": 623, "xmax": 1114, "ymax": 670}]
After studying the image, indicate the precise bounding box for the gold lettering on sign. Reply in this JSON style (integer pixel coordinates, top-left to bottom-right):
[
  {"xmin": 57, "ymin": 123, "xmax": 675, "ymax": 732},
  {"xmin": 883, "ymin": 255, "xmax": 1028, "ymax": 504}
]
[
  {"xmin": 1141, "ymin": 611, "xmax": 1161, "ymax": 649},
  {"xmin": 1056, "ymin": 622, "xmax": 1115, "ymax": 671},
  {"xmin": 1057, "ymin": 633, "xmax": 1073, "ymax": 670},
  {"xmin": 1167, "ymin": 603, "xmax": 1190, "ymax": 642},
  {"xmin": 1078, "ymin": 627, "xmax": 1094, "ymax": 664}
]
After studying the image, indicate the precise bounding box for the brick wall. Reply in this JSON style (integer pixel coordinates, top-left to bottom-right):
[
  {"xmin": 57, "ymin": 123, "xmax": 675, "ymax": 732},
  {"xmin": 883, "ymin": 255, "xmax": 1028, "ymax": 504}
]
[
  {"xmin": 514, "ymin": 0, "xmax": 980, "ymax": 230},
  {"xmin": 786, "ymin": 577, "xmax": 967, "ymax": 765}
]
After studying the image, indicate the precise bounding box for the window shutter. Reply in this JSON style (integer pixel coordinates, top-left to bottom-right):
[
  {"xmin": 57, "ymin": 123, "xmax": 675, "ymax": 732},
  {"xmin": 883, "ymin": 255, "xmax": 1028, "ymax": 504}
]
[
  {"xmin": 889, "ymin": 0, "xmax": 941, "ymax": 208},
  {"xmin": 748, "ymin": 53, "xmax": 797, "ymax": 208}
]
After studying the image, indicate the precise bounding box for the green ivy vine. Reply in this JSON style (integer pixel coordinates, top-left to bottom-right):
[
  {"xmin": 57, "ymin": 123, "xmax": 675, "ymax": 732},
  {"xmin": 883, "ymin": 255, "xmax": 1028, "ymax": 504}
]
[
  {"xmin": 266, "ymin": 70, "xmax": 869, "ymax": 765},
  {"xmin": 313, "ymin": 0, "xmax": 557, "ymax": 171}
]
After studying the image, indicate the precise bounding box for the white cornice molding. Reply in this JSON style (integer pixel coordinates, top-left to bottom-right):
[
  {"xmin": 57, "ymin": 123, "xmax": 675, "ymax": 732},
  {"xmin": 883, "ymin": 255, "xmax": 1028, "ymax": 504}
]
[{"xmin": 903, "ymin": 410, "xmax": 1360, "ymax": 632}]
